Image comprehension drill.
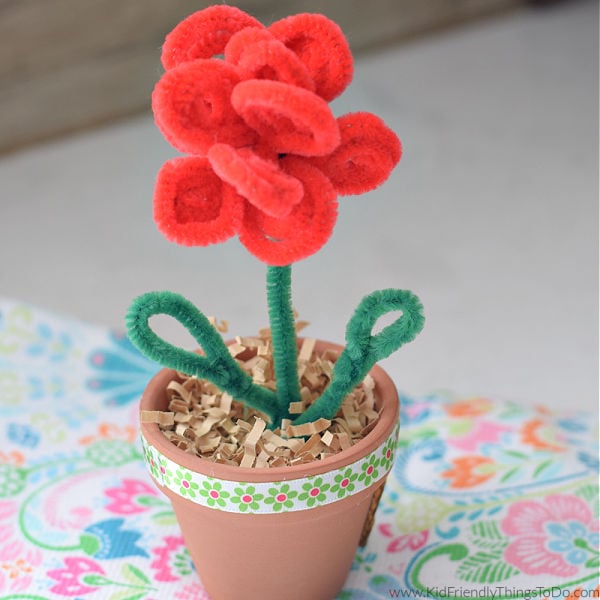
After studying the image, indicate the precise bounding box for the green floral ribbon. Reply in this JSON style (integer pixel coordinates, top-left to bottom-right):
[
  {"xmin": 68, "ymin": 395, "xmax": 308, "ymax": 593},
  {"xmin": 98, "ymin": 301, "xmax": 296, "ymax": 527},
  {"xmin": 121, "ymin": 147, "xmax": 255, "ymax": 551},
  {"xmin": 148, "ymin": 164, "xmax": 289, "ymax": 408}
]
[{"xmin": 140, "ymin": 423, "xmax": 399, "ymax": 514}]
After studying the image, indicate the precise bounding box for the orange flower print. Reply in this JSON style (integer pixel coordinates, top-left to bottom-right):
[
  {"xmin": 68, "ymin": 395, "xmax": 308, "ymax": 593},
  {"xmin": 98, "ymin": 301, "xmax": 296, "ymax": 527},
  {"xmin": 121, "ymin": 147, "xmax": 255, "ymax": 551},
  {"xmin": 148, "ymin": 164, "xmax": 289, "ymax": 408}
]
[
  {"xmin": 0, "ymin": 451, "xmax": 25, "ymax": 467},
  {"xmin": 521, "ymin": 419, "xmax": 566, "ymax": 452},
  {"xmin": 441, "ymin": 455, "xmax": 496, "ymax": 488},
  {"xmin": 78, "ymin": 423, "xmax": 137, "ymax": 446},
  {"xmin": 444, "ymin": 397, "xmax": 493, "ymax": 418}
]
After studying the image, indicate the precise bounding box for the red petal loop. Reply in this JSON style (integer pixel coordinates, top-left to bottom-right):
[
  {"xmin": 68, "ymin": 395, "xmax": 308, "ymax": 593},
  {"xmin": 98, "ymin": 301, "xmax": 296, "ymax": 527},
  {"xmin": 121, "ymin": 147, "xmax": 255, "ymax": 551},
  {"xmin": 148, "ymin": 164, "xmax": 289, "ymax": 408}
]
[
  {"xmin": 235, "ymin": 40, "xmax": 315, "ymax": 92},
  {"xmin": 309, "ymin": 112, "xmax": 402, "ymax": 195},
  {"xmin": 153, "ymin": 157, "xmax": 244, "ymax": 246},
  {"xmin": 239, "ymin": 157, "xmax": 338, "ymax": 265},
  {"xmin": 231, "ymin": 80, "xmax": 340, "ymax": 157},
  {"xmin": 152, "ymin": 59, "xmax": 257, "ymax": 155},
  {"xmin": 161, "ymin": 5, "xmax": 263, "ymax": 70},
  {"xmin": 269, "ymin": 13, "xmax": 353, "ymax": 101},
  {"xmin": 208, "ymin": 144, "xmax": 304, "ymax": 219},
  {"xmin": 224, "ymin": 27, "xmax": 275, "ymax": 65}
]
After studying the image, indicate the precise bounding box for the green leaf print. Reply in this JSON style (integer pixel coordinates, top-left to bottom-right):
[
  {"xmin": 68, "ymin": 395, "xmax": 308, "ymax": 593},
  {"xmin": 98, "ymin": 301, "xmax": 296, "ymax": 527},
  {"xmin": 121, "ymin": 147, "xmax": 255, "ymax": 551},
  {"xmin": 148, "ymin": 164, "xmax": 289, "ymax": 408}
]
[
  {"xmin": 121, "ymin": 563, "xmax": 151, "ymax": 585},
  {"xmin": 585, "ymin": 556, "xmax": 600, "ymax": 569},
  {"xmin": 152, "ymin": 510, "xmax": 177, "ymax": 526},
  {"xmin": 0, "ymin": 464, "xmax": 26, "ymax": 498},
  {"xmin": 81, "ymin": 574, "xmax": 113, "ymax": 586},
  {"xmin": 469, "ymin": 521, "xmax": 509, "ymax": 552},
  {"xmin": 109, "ymin": 591, "xmax": 148, "ymax": 600},
  {"xmin": 456, "ymin": 549, "xmax": 519, "ymax": 583},
  {"xmin": 532, "ymin": 459, "xmax": 554, "ymax": 479},
  {"xmin": 79, "ymin": 533, "xmax": 101, "ymax": 556},
  {"xmin": 499, "ymin": 465, "xmax": 520, "ymax": 483},
  {"xmin": 576, "ymin": 483, "xmax": 599, "ymax": 518}
]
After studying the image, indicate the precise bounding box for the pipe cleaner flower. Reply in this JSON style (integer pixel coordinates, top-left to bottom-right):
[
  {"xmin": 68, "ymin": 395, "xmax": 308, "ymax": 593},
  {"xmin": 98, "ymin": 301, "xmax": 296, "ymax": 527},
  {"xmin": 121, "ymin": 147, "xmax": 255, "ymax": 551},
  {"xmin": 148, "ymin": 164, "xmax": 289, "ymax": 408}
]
[
  {"xmin": 127, "ymin": 5, "xmax": 424, "ymax": 431},
  {"xmin": 150, "ymin": 4, "xmax": 401, "ymax": 266}
]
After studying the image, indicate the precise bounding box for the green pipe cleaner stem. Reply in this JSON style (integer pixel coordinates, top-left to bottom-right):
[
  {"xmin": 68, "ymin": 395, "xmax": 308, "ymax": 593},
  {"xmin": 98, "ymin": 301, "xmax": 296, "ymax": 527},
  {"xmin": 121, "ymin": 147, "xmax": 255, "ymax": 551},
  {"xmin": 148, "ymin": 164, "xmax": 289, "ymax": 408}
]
[
  {"xmin": 292, "ymin": 288, "xmax": 425, "ymax": 426},
  {"xmin": 126, "ymin": 290, "xmax": 281, "ymax": 425},
  {"xmin": 266, "ymin": 265, "xmax": 301, "ymax": 420}
]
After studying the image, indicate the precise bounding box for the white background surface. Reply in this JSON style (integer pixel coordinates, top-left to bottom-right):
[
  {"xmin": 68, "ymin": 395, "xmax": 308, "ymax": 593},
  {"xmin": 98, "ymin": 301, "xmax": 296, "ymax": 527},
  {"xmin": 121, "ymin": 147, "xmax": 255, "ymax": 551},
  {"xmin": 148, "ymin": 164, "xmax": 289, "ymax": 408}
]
[{"xmin": 1, "ymin": 0, "xmax": 597, "ymax": 413}]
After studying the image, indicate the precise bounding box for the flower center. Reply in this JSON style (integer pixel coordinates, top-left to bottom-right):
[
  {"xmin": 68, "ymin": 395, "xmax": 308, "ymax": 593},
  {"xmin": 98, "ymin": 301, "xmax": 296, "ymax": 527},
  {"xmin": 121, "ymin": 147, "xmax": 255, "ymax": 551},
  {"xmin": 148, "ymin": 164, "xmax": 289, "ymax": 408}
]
[
  {"xmin": 310, "ymin": 487, "xmax": 320, "ymax": 497},
  {"xmin": 209, "ymin": 490, "xmax": 220, "ymax": 499},
  {"xmin": 182, "ymin": 479, "xmax": 190, "ymax": 489},
  {"xmin": 242, "ymin": 494, "xmax": 253, "ymax": 504},
  {"xmin": 366, "ymin": 465, "xmax": 374, "ymax": 476},
  {"xmin": 276, "ymin": 493, "xmax": 287, "ymax": 502},
  {"xmin": 341, "ymin": 478, "xmax": 350, "ymax": 488}
]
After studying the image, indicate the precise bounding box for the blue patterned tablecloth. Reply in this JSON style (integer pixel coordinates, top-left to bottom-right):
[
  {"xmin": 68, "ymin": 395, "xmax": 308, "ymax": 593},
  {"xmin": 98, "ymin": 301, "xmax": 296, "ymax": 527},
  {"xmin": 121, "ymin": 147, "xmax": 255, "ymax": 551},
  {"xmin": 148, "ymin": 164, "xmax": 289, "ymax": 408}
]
[{"xmin": 0, "ymin": 297, "xmax": 597, "ymax": 599}]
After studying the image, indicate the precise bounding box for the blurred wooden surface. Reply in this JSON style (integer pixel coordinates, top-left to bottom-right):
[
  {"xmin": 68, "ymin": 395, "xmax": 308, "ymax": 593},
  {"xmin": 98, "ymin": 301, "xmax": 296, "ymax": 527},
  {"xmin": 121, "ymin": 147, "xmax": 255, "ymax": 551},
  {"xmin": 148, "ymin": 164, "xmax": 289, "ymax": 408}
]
[{"xmin": 0, "ymin": 0, "xmax": 522, "ymax": 154}]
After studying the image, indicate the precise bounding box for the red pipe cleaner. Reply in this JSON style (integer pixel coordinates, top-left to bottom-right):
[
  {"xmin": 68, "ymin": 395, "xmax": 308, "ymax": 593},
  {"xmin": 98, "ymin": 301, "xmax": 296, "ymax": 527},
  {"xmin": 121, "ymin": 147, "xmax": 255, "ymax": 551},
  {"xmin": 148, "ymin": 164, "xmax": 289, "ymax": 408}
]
[
  {"xmin": 152, "ymin": 59, "xmax": 257, "ymax": 155},
  {"xmin": 153, "ymin": 157, "xmax": 244, "ymax": 247},
  {"xmin": 268, "ymin": 13, "xmax": 354, "ymax": 101},
  {"xmin": 239, "ymin": 157, "xmax": 338, "ymax": 265},
  {"xmin": 231, "ymin": 80, "xmax": 340, "ymax": 157},
  {"xmin": 150, "ymin": 7, "xmax": 402, "ymax": 265},
  {"xmin": 207, "ymin": 144, "xmax": 304, "ymax": 219},
  {"xmin": 309, "ymin": 112, "xmax": 402, "ymax": 195},
  {"xmin": 161, "ymin": 5, "xmax": 263, "ymax": 70}
]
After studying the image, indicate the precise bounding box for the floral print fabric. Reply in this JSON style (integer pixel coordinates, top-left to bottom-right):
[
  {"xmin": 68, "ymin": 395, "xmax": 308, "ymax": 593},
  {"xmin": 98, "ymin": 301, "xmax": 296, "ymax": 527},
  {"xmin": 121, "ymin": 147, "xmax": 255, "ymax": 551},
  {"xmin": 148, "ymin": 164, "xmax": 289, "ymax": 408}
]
[{"xmin": 0, "ymin": 297, "xmax": 597, "ymax": 599}]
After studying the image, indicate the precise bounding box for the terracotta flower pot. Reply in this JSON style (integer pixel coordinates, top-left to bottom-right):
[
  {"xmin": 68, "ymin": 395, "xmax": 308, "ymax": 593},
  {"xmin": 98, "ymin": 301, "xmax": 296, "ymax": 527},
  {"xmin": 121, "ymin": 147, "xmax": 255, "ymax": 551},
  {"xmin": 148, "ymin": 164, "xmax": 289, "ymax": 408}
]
[{"xmin": 139, "ymin": 340, "xmax": 400, "ymax": 600}]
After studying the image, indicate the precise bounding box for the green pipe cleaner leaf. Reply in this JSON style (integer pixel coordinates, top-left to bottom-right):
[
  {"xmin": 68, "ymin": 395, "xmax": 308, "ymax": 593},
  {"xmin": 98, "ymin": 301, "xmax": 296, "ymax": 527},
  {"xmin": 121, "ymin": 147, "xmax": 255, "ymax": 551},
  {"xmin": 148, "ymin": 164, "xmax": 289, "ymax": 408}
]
[
  {"xmin": 292, "ymin": 288, "xmax": 424, "ymax": 426},
  {"xmin": 125, "ymin": 290, "xmax": 280, "ymax": 424}
]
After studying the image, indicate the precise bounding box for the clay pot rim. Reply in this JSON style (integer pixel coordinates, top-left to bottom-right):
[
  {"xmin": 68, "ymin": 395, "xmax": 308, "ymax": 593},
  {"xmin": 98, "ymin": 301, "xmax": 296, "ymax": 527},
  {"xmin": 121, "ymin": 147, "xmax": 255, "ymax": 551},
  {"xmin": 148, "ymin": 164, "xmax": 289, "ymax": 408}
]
[{"xmin": 140, "ymin": 339, "xmax": 399, "ymax": 484}]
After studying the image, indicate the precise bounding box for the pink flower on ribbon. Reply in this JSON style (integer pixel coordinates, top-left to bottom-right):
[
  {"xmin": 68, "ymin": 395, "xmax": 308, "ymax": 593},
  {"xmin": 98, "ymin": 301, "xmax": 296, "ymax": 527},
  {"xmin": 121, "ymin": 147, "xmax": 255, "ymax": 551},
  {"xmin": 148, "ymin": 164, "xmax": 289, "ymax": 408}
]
[
  {"xmin": 378, "ymin": 523, "xmax": 429, "ymax": 553},
  {"xmin": 501, "ymin": 494, "xmax": 599, "ymax": 577},
  {"xmin": 47, "ymin": 557, "xmax": 106, "ymax": 596},
  {"xmin": 104, "ymin": 478, "xmax": 158, "ymax": 514},
  {"xmin": 0, "ymin": 501, "xmax": 42, "ymax": 593},
  {"xmin": 151, "ymin": 535, "xmax": 194, "ymax": 582}
]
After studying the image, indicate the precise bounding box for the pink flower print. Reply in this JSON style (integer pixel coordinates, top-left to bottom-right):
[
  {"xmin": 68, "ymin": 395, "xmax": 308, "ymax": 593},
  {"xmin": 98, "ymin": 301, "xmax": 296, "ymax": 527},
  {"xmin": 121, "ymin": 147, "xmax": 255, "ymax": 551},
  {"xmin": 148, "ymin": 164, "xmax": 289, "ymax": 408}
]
[
  {"xmin": 379, "ymin": 523, "xmax": 429, "ymax": 553},
  {"xmin": 0, "ymin": 501, "xmax": 43, "ymax": 593},
  {"xmin": 44, "ymin": 471, "xmax": 96, "ymax": 530},
  {"xmin": 174, "ymin": 582, "xmax": 212, "ymax": 600},
  {"xmin": 501, "ymin": 494, "xmax": 600, "ymax": 576},
  {"xmin": 449, "ymin": 420, "xmax": 512, "ymax": 453},
  {"xmin": 151, "ymin": 535, "xmax": 194, "ymax": 582},
  {"xmin": 0, "ymin": 542, "xmax": 42, "ymax": 593},
  {"xmin": 105, "ymin": 478, "xmax": 158, "ymax": 514},
  {"xmin": 47, "ymin": 557, "xmax": 106, "ymax": 596}
]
